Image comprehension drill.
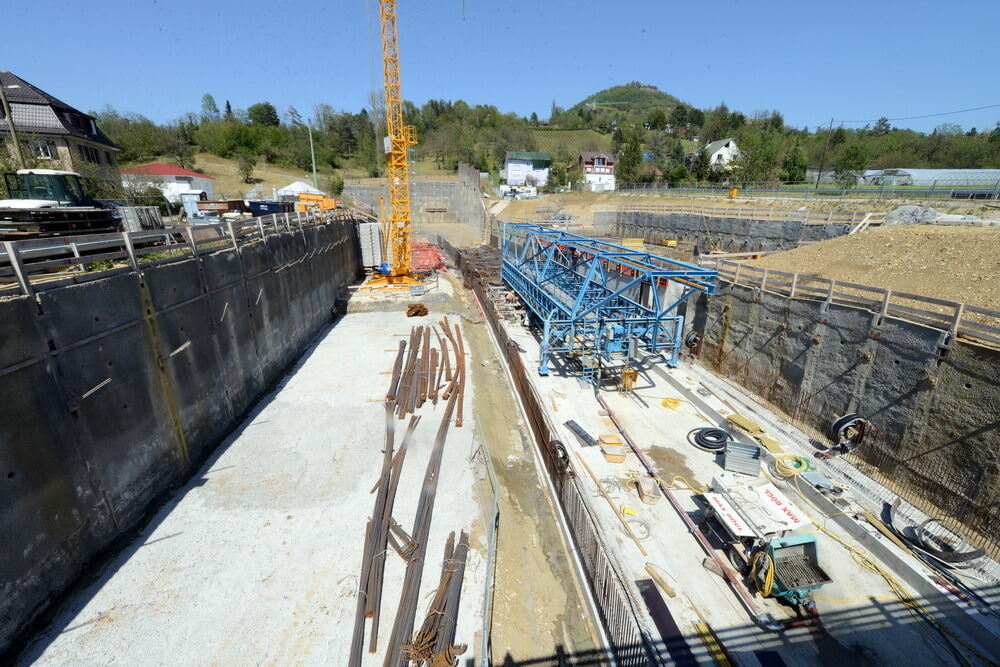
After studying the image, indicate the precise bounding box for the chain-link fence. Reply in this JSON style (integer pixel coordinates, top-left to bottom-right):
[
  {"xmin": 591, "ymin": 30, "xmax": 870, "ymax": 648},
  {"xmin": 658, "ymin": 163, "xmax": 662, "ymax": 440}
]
[{"xmin": 616, "ymin": 180, "xmax": 1000, "ymax": 201}]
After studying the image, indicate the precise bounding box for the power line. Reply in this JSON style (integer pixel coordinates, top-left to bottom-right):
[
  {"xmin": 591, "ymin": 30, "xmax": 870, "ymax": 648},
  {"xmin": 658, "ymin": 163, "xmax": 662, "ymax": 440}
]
[{"xmin": 832, "ymin": 103, "xmax": 1000, "ymax": 125}]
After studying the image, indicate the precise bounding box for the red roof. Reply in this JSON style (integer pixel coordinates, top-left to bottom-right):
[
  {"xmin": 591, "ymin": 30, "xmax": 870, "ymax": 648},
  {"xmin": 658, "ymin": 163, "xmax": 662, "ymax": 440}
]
[{"xmin": 120, "ymin": 163, "xmax": 214, "ymax": 179}]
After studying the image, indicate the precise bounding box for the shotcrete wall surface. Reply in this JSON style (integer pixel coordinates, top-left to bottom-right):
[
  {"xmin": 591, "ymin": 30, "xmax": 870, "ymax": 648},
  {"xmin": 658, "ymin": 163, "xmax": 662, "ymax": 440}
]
[
  {"xmin": 345, "ymin": 181, "xmax": 459, "ymax": 225},
  {"xmin": 613, "ymin": 210, "xmax": 852, "ymax": 251},
  {"xmin": 688, "ymin": 281, "xmax": 1000, "ymax": 551},
  {"xmin": 0, "ymin": 220, "xmax": 361, "ymax": 653},
  {"xmin": 344, "ymin": 164, "xmax": 486, "ymax": 230}
]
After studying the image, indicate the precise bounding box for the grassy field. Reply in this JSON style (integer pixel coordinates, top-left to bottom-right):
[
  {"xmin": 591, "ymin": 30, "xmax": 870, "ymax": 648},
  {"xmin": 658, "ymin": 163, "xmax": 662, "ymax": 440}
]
[
  {"xmin": 531, "ymin": 128, "xmax": 613, "ymax": 158},
  {"xmin": 191, "ymin": 152, "xmax": 330, "ymax": 198}
]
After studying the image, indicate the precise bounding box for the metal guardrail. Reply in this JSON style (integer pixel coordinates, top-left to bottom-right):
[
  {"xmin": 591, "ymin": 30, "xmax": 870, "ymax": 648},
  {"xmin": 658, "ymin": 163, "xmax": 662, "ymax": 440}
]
[
  {"xmin": 616, "ymin": 203, "xmax": 886, "ymax": 226},
  {"xmin": 0, "ymin": 209, "xmax": 358, "ymax": 298},
  {"xmin": 616, "ymin": 180, "xmax": 1000, "ymax": 201},
  {"xmin": 706, "ymin": 258, "xmax": 1000, "ymax": 347}
]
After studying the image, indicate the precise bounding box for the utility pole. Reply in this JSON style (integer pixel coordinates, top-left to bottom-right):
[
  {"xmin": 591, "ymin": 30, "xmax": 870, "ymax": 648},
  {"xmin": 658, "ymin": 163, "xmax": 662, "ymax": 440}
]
[
  {"xmin": 307, "ymin": 123, "xmax": 317, "ymax": 189},
  {"xmin": 0, "ymin": 80, "xmax": 26, "ymax": 169},
  {"xmin": 814, "ymin": 118, "xmax": 834, "ymax": 189}
]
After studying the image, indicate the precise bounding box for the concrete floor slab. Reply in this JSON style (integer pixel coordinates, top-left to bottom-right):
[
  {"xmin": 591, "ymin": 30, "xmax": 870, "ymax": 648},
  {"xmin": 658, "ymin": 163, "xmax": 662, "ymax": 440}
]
[
  {"xmin": 19, "ymin": 311, "xmax": 488, "ymax": 666},
  {"xmin": 501, "ymin": 319, "xmax": 999, "ymax": 666}
]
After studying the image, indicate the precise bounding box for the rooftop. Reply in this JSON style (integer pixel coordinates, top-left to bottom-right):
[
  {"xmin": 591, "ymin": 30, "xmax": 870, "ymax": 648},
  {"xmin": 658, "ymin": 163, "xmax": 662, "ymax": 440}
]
[
  {"xmin": 506, "ymin": 151, "xmax": 551, "ymax": 163},
  {"xmin": 0, "ymin": 71, "xmax": 119, "ymax": 150}
]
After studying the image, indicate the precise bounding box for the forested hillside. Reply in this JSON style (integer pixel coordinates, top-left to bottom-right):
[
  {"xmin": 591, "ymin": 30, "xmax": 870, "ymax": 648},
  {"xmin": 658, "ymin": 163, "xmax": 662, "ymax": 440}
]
[{"xmin": 93, "ymin": 86, "xmax": 1000, "ymax": 194}]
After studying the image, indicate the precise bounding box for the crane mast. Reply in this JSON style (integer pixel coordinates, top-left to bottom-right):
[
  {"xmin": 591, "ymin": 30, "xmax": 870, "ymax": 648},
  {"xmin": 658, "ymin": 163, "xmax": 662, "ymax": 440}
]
[{"xmin": 378, "ymin": 0, "xmax": 417, "ymax": 280}]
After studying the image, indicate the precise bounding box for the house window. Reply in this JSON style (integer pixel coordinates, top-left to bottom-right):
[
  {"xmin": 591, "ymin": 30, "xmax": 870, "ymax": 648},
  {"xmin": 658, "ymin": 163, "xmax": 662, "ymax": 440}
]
[
  {"xmin": 31, "ymin": 139, "xmax": 52, "ymax": 159},
  {"xmin": 595, "ymin": 157, "xmax": 606, "ymax": 166},
  {"xmin": 77, "ymin": 144, "xmax": 100, "ymax": 164},
  {"xmin": 104, "ymin": 151, "xmax": 112, "ymax": 164}
]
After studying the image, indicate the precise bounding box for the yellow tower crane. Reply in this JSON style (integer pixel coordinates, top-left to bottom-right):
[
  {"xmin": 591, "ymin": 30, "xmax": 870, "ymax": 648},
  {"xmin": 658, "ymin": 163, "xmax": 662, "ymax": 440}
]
[{"xmin": 368, "ymin": 0, "xmax": 420, "ymax": 286}]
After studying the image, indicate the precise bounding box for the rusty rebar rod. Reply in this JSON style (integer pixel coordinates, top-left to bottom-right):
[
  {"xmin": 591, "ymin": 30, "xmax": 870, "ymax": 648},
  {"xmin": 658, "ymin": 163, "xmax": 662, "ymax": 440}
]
[
  {"xmin": 348, "ymin": 518, "xmax": 374, "ymax": 667},
  {"xmin": 369, "ymin": 414, "xmax": 420, "ymax": 652},
  {"xmin": 454, "ymin": 325, "xmax": 466, "ymax": 428},
  {"xmin": 383, "ymin": 389, "xmax": 459, "ymax": 667},
  {"xmin": 386, "ymin": 339, "xmax": 406, "ymax": 400},
  {"xmin": 366, "ymin": 402, "xmax": 398, "ymax": 618}
]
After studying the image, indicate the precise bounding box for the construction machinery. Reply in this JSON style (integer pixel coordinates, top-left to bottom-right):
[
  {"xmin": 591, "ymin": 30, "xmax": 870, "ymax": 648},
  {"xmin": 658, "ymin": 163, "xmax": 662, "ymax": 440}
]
[
  {"xmin": 500, "ymin": 223, "xmax": 717, "ymax": 382},
  {"xmin": 0, "ymin": 169, "xmax": 118, "ymax": 239},
  {"xmin": 701, "ymin": 472, "xmax": 831, "ymax": 616},
  {"xmin": 365, "ymin": 0, "xmax": 420, "ymax": 287}
]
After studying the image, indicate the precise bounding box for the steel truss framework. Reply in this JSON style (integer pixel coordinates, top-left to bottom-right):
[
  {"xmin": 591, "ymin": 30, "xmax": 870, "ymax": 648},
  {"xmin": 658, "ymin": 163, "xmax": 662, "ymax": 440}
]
[{"xmin": 501, "ymin": 223, "xmax": 718, "ymax": 382}]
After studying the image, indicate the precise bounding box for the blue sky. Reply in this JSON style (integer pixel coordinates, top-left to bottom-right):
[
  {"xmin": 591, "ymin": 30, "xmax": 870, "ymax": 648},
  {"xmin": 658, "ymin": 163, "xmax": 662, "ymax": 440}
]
[{"xmin": 5, "ymin": 0, "xmax": 998, "ymax": 133}]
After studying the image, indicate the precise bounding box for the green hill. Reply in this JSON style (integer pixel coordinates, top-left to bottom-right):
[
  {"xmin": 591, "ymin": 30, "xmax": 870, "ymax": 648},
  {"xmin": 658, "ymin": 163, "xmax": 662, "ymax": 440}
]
[
  {"xmin": 531, "ymin": 128, "xmax": 613, "ymax": 161},
  {"xmin": 568, "ymin": 82, "xmax": 690, "ymax": 118}
]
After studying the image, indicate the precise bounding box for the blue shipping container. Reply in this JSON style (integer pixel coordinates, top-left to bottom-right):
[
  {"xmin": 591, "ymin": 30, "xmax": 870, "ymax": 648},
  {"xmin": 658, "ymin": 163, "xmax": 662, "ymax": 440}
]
[{"xmin": 247, "ymin": 200, "xmax": 294, "ymax": 215}]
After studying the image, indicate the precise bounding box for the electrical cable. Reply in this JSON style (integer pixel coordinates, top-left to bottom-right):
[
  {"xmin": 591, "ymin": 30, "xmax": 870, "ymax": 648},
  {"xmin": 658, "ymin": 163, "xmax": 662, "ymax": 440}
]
[
  {"xmin": 830, "ymin": 103, "xmax": 1000, "ymax": 125},
  {"xmin": 772, "ymin": 454, "xmax": 811, "ymax": 479},
  {"xmin": 688, "ymin": 427, "xmax": 729, "ymax": 452}
]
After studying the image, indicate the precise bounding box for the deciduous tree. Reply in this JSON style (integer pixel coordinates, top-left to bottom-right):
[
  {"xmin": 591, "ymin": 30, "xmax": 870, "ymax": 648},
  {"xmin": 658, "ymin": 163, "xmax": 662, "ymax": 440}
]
[{"xmin": 247, "ymin": 102, "xmax": 280, "ymax": 127}]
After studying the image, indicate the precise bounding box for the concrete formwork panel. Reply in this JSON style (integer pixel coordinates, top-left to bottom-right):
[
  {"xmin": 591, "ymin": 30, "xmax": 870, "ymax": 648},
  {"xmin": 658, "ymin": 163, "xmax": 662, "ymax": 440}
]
[
  {"xmin": 0, "ymin": 359, "xmax": 116, "ymax": 654},
  {"xmin": 0, "ymin": 295, "xmax": 48, "ymax": 368},
  {"xmin": 36, "ymin": 274, "xmax": 143, "ymax": 348},
  {"xmin": 1, "ymin": 222, "xmax": 363, "ymax": 655}
]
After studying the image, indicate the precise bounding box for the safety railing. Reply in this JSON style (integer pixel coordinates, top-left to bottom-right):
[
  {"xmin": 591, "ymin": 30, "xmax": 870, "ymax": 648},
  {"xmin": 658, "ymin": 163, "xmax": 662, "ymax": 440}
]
[
  {"xmin": 0, "ymin": 209, "xmax": 360, "ymax": 298},
  {"xmin": 616, "ymin": 180, "xmax": 1000, "ymax": 201},
  {"xmin": 615, "ymin": 203, "xmax": 885, "ymax": 226},
  {"xmin": 706, "ymin": 258, "xmax": 1000, "ymax": 348}
]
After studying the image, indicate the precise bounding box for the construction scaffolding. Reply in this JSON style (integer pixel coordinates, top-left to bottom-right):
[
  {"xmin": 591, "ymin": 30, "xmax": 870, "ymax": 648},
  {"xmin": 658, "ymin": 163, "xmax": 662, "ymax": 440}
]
[{"xmin": 500, "ymin": 223, "xmax": 718, "ymax": 382}]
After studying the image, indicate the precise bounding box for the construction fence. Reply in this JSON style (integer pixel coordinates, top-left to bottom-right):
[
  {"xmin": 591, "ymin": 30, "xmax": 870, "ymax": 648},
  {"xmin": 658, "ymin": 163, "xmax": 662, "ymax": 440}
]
[
  {"xmin": 616, "ymin": 180, "xmax": 1000, "ymax": 201},
  {"xmin": 439, "ymin": 237, "xmax": 659, "ymax": 667}
]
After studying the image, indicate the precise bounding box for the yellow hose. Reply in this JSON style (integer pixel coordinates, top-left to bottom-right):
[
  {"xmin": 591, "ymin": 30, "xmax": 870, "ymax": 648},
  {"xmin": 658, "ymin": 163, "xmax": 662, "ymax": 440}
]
[{"xmin": 751, "ymin": 551, "xmax": 775, "ymax": 597}]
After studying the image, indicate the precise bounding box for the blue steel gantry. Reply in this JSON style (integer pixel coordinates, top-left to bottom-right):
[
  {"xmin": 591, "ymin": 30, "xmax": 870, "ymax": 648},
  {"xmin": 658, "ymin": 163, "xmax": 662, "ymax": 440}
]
[{"xmin": 501, "ymin": 223, "xmax": 718, "ymax": 382}]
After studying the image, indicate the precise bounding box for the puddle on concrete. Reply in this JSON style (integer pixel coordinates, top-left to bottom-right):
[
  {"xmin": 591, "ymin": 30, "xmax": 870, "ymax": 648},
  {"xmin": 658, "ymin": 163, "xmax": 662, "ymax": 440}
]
[{"xmin": 647, "ymin": 445, "xmax": 697, "ymax": 481}]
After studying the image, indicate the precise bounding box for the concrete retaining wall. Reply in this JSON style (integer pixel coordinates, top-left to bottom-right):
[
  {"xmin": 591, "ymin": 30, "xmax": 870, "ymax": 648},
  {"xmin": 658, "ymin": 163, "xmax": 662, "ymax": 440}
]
[
  {"xmin": 687, "ymin": 282, "xmax": 1000, "ymax": 551},
  {"xmin": 613, "ymin": 210, "xmax": 852, "ymax": 251},
  {"xmin": 345, "ymin": 181, "xmax": 459, "ymax": 225},
  {"xmin": 0, "ymin": 220, "xmax": 361, "ymax": 653},
  {"xmin": 344, "ymin": 164, "xmax": 485, "ymax": 230}
]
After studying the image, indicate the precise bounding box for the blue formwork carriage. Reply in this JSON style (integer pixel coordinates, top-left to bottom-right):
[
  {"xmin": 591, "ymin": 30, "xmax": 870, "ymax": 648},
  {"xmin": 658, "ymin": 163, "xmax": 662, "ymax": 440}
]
[{"xmin": 501, "ymin": 223, "xmax": 718, "ymax": 382}]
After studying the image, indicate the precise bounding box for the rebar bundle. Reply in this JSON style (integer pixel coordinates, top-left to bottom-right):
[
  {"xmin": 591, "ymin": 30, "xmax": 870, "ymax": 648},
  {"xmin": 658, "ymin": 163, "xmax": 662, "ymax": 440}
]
[
  {"xmin": 404, "ymin": 530, "xmax": 470, "ymax": 665},
  {"xmin": 382, "ymin": 388, "xmax": 459, "ymax": 667}
]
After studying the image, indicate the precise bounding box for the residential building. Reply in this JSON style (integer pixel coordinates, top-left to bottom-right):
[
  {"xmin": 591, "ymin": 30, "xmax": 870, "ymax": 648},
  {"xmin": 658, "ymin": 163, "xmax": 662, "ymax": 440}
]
[
  {"xmin": 120, "ymin": 163, "xmax": 216, "ymax": 201},
  {"xmin": 579, "ymin": 151, "xmax": 616, "ymax": 192},
  {"xmin": 702, "ymin": 138, "xmax": 740, "ymax": 168},
  {"xmin": 503, "ymin": 151, "xmax": 551, "ymax": 186},
  {"xmin": 0, "ymin": 71, "xmax": 120, "ymax": 178}
]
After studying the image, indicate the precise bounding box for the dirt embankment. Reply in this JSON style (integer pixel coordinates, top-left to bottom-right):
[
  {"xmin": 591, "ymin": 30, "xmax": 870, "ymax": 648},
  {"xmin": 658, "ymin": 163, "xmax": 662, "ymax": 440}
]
[{"xmin": 745, "ymin": 225, "xmax": 1000, "ymax": 311}]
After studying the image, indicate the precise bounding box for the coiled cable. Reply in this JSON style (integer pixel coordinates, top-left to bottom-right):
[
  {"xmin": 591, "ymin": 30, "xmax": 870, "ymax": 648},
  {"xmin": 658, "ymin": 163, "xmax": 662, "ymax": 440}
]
[
  {"xmin": 772, "ymin": 454, "xmax": 811, "ymax": 479},
  {"xmin": 688, "ymin": 427, "xmax": 729, "ymax": 452}
]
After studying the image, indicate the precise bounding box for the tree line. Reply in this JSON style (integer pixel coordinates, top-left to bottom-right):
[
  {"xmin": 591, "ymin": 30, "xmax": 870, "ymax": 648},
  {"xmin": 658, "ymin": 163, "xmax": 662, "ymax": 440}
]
[
  {"xmin": 95, "ymin": 93, "xmax": 537, "ymax": 188},
  {"xmin": 94, "ymin": 91, "xmax": 1000, "ymax": 192}
]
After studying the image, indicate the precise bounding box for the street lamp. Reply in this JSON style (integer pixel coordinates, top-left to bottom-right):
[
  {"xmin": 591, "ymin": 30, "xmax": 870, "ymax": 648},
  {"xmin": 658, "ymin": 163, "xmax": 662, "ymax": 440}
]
[{"xmin": 297, "ymin": 121, "xmax": 318, "ymax": 189}]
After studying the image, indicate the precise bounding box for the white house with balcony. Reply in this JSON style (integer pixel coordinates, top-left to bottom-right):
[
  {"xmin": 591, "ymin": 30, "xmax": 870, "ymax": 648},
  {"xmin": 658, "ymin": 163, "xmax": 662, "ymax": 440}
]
[{"xmin": 579, "ymin": 151, "xmax": 616, "ymax": 192}]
